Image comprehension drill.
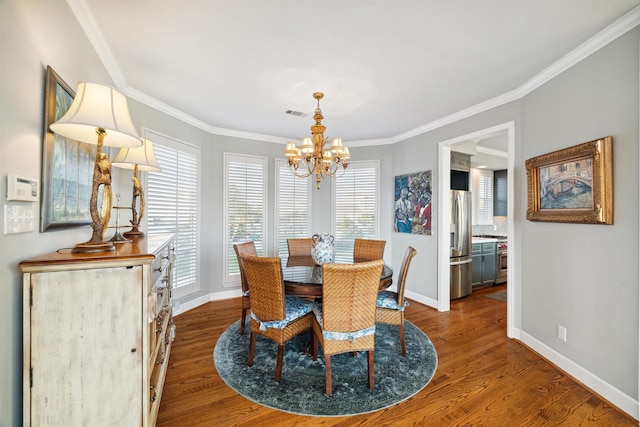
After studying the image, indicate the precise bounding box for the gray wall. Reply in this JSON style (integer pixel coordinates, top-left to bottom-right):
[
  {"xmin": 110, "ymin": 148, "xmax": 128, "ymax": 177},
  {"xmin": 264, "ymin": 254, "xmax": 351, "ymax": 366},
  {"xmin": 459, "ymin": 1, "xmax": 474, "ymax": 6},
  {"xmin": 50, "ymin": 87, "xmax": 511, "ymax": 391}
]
[
  {"xmin": 1, "ymin": 1, "xmax": 117, "ymax": 424},
  {"xmin": 1, "ymin": 1, "xmax": 637, "ymax": 425},
  {"xmin": 519, "ymin": 30, "xmax": 639, "ymax": 397},
  {"xmin": 391, "ymin": 102, "xmax": 521, "ymax": 301},
  {"xmin": 389, "ymin": 28, "xmax": 639, "ymax": 402}
]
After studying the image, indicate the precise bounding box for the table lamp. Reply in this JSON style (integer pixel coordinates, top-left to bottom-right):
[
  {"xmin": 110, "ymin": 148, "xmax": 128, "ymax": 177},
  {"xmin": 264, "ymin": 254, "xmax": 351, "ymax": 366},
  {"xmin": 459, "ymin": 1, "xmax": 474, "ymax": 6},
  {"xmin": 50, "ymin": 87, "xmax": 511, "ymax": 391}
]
[
  {"xmin": 112, "ymin": 138, "xmax": 162, "ymax": 238},
  {"xmin": 50, "ymin": 82, "xmax": 141, "ymax": 253}
]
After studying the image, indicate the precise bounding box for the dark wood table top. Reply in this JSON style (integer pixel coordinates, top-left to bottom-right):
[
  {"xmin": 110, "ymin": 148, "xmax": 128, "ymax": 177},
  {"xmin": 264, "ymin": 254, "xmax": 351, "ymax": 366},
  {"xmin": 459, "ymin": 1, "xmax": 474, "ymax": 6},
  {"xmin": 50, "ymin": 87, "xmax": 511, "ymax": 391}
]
[{"xmin": 282, "ymin": 256, "xmax": 393, "ymax": 298}]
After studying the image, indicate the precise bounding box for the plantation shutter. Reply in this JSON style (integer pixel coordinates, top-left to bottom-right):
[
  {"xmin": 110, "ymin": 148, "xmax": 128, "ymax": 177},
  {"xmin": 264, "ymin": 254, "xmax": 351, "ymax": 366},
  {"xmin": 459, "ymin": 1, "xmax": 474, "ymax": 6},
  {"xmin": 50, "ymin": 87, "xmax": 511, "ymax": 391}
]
[
  {"xmin": 332, "ymin": 161, "xmax": 379, "ymax": 263},
  {"xmin": 275, "ymin": 159, "xmax": 311, "ymax": 259},
  {"xmin": 473, "ymin": 169, "xmax": 494, "ymax": 225},
  {"xmin": 224, "ymin": 153, "xmax": 266, "ymax": 285},
  {"xmin": 146, "ymin": 135, "xmax": 200, "ymax": 298}
]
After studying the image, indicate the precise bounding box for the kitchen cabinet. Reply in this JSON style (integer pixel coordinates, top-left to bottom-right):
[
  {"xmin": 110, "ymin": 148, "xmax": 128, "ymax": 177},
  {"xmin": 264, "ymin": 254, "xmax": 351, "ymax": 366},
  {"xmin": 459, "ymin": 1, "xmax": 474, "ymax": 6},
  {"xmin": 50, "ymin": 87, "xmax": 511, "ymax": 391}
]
[
  {"xmin": 451, "ymin": 152, "xmax": 471, "ymax": 191},
  {"xmin": 20, "ymin": 234, "xmax": 175, "ymax": 427},
  {"xmin": 451, "ymin": 151, "xmax": 471, "ymax": 171},
  {"xmin": 493, "ymin": 169, "xmax": 507, "ymax": 216},
  {"xmin": 472, "ymin": 241, "xmax": 496, "ymax": 287}
]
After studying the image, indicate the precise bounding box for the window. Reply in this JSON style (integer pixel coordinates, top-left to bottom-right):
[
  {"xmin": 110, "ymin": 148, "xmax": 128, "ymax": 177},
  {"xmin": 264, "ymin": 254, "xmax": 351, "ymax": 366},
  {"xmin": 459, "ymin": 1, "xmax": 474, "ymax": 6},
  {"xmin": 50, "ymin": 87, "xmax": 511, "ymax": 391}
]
[
  {"xmin": 146, "ymin": 131, "xmax": 200, "ymax": 299},
  {"xmin": 332, "ymin": 161, "xmax": 379, "ymax": 262},
  {"xmin": 471, "ymin": 168, "xmax": 494, "ymax": 225},
  {"xmin": 275, "ymin": 159, "xmax": 311, "ymax": 258},
  {"xmin": 224, "ymin": 153, "xmax": 267, "ymax": 286}
]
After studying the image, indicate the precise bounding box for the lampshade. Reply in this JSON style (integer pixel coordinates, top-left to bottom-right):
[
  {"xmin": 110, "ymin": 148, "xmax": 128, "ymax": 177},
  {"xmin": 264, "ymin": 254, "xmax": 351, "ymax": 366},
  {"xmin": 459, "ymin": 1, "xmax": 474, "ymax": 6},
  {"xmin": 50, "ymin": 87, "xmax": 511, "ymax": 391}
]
[
  {"xmin": 50, "ymin": 82, "xmax": 141, "ymax": 148},
  {"xmin": 112, "ymin": 138, "xmax": 162, "ymax": 172}
]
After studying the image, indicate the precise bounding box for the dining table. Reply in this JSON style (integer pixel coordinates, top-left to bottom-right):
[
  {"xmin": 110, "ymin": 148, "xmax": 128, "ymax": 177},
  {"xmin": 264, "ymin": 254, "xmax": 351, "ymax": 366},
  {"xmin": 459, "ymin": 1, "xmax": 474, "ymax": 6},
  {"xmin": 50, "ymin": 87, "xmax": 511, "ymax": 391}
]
[{"xmin": 282, "ymin": 255, "xmax": 393, "ymax": 298}]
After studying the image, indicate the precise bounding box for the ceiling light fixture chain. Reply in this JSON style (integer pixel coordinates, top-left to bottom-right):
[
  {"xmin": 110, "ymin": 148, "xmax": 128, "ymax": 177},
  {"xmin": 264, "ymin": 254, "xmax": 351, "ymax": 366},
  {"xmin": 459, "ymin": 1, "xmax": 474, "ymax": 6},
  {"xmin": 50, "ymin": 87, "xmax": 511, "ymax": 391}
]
[{"xmin": 285, "ymin": 92, "xmax": 350, "ymax": 189}]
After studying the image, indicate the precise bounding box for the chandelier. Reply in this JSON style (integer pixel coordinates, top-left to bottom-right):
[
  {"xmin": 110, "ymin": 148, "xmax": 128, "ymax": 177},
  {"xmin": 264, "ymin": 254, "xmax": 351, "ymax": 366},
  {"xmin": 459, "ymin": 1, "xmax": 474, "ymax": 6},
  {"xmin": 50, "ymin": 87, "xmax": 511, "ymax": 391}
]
[{"xmin": 284, "ymin": 92, "xmax": 350, "ymax": 189}]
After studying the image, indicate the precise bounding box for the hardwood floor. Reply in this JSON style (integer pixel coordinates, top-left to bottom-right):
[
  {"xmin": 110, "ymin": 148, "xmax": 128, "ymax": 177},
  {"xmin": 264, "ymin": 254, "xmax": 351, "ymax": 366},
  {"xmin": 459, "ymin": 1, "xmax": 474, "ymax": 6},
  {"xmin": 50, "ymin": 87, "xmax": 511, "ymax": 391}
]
[{"xmin": 156, "ymin": 285, "xmax": 636, "ymax": 426}]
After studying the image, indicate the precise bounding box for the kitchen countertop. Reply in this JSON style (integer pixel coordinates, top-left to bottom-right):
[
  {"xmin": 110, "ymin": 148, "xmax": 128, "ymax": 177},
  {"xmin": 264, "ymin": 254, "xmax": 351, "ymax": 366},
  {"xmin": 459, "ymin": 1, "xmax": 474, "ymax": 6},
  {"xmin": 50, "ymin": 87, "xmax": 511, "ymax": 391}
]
[{"xmin": 472, "ymin": 237, "xmax": 498, "ymax": 243}]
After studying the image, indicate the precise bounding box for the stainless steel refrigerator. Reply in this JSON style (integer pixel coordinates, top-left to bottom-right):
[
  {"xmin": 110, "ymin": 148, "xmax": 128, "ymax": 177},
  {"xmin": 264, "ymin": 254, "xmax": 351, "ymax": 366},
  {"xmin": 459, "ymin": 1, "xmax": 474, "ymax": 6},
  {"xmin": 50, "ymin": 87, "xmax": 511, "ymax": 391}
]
[{"xmin": 450, "ymin": 190, "xmax": 472, "ymax": 299}]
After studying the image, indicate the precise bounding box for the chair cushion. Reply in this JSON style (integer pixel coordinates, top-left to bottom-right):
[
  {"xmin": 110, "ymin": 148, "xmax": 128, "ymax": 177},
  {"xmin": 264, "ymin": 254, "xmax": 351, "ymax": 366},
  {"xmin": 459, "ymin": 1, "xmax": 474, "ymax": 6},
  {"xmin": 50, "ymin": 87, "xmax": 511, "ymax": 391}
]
[
  {"xmin": 313, "ymin": 305, "xmax": 375, "ymax": 342},
  {"xmin": 250, "ymin": 296, "xmax": 314, "ymax": 331},
  {"xmin": 376, "ymin": 291, "xmax": 409, "ymax": 311}
]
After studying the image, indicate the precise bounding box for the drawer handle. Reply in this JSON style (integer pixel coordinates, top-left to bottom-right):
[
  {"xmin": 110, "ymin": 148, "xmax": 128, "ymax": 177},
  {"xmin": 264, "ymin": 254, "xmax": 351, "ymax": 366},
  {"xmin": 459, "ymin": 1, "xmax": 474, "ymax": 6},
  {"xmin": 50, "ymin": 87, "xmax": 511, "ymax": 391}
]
[{"xmin": 150, "ymin": 384, "xmax": 157, "ymax": 402}]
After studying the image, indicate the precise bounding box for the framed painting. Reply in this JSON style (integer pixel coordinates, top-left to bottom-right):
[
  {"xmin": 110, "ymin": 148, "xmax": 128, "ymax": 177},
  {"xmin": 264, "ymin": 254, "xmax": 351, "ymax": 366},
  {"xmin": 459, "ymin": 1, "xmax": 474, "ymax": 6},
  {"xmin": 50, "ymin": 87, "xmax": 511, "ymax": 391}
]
[
  {"xmin": 525, "ymin": 136, "xmax": 613, "ymax": 224},
  {"xmin": 41, "ymin": 66, "xmax": 95, "ymax": 232},
  {"xmin": 394, "ymin": 170, "xmax": 432, "ymax": 235}
]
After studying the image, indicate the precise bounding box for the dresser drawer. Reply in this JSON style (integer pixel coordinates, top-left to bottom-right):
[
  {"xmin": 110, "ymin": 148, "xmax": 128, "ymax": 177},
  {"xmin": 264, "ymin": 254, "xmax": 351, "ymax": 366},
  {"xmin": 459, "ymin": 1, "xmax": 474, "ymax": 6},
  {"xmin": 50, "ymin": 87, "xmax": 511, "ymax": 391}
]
[{"xmin": 150, "ymin": 253, "xmax": 169, "ymax": 286}]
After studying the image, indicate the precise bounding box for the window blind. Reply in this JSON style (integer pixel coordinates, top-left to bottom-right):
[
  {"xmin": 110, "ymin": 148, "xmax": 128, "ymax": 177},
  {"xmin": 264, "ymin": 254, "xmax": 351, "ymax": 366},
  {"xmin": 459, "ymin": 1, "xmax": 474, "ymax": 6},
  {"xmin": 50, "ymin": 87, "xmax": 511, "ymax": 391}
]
[
  {"xmin": 224, "ymin": 153, "xmax": 266, "ymax": 285},
  {"xmin": 332, "ymin": 161, "xmax": 379, "ymax": 262},
  {"xmin": 275, "ymin": 159, "xmax": 311, "ymax": 259},
  {"xmin": 146, "ymin": 134, "xmax": 200, "ymax": 298},
  {"xmin": 473, "ymin": 169, "xmax": 494, "ymax": 225}
]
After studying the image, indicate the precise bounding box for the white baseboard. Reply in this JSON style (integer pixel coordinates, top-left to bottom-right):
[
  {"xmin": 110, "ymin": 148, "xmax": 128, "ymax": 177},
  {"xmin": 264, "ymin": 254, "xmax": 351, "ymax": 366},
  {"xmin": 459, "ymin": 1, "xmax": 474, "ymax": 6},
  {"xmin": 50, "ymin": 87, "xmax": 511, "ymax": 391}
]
[
  {"xmin": 405, "ymin": 289, "xmax": 438, "ymax": 310},
  {"xmin": 516, "ymin": 329, "xmax": 639, "ymax": 421},
  {"xmin": 173, "ymin": 289, "xmax": 243, "ymax": 316}
]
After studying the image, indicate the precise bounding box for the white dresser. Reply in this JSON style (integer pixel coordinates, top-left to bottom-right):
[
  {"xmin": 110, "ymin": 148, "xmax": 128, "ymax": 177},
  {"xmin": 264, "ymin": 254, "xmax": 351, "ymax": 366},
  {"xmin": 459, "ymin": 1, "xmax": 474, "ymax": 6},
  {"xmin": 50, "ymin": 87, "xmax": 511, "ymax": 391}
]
[{"xmin": 20, "ymin": 234, "xmax": 175, "ymax": 426}]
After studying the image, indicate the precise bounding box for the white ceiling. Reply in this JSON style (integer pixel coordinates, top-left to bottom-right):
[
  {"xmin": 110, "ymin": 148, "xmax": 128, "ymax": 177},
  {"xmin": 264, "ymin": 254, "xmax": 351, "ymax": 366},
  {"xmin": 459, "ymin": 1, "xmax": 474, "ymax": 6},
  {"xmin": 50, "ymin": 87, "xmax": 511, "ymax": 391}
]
[{"xmin": 73, "ymin": 0, "xmax": 639, "ymax": 147}]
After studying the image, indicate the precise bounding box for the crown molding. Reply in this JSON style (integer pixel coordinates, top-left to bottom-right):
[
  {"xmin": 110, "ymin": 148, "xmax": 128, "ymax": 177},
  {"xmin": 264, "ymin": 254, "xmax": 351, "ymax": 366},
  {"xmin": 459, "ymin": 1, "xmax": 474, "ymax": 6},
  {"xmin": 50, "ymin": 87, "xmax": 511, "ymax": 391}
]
[
  {"xmin": 392, "ymin": 5, "xmax": 640, "ymax": 144},
  {"xmin": 476, "ymin": 146, "xmax": 508, "ymax": 158},
  {"xmin": 391, "ymin": 90, "xmax": 520, "ymax": 143},
  {"xmin": 124, "ymin": 87, "xmax": 290, "ymax": 144},
  {"xmin": 70, "ymin": 1, "xmax": 640, "ymax": 145},
  {"xmin": 347, "ymin": 138, "xmax": 395, "ymax": 147},
  {"xmin": 65, "ymin": 0, "xmax": 127, "ymax": 90},
  {"xmin": 516, "ymin": 5, "xmax": 640, "ymax": 98}
]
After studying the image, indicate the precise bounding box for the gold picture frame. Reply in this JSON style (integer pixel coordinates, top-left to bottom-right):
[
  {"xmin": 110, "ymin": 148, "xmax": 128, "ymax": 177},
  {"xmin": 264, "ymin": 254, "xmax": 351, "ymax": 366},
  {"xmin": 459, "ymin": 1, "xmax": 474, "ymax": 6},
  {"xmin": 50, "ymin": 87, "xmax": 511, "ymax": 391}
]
[
  {"xmin": 526, "ymin": 136, "xmax": 613, "ymax": 224},
  {"xmin": 41, "ymin": 65, "xmax": 95, "ymax": 232}
]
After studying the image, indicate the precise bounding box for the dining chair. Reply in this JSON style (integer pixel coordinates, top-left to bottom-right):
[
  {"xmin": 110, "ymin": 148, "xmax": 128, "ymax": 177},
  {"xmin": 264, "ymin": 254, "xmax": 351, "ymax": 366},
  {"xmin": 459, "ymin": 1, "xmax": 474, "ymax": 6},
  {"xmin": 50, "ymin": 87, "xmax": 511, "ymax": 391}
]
[
  {"xmin": 353, "ymin": 238, "xmax": 386, "ymax": 262},
  {"xmin": 233, "ymin": 241, "xmax": 257, "ymax": 335},
  {"xmin": 240, "ymin": 253, "xmax": 315, "ymax": 383},
  {"xmin": 376, "ymin": 246, "xmax": 417, "ymax": 357},
  {"xmin": 286, "ymin": 238, "xmax": 314, "ymax": 257},
  {"xmin": 311, "ymin": 259, "xmax": 385, "ymax": 396}
]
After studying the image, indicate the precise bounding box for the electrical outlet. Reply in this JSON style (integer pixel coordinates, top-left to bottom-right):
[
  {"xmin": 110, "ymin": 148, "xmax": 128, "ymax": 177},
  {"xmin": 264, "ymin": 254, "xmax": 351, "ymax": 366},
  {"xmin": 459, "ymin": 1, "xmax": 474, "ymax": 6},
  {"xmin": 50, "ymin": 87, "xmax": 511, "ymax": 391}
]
[{"xmin": 557, "ymin": 325, "xmax": 567, "ymax": 342}]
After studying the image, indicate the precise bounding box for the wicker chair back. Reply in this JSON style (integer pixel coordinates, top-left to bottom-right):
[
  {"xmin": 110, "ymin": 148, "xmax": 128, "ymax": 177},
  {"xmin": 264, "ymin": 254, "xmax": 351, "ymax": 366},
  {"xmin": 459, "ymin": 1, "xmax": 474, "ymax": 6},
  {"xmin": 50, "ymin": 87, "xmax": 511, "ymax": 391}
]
[
  {"xmin": 286, "ymin": 238, "xmax": 314, "ymax": 257},
  {"xmin": 353, "ymin": 238, "xmax": 386, "ymax": 262}
]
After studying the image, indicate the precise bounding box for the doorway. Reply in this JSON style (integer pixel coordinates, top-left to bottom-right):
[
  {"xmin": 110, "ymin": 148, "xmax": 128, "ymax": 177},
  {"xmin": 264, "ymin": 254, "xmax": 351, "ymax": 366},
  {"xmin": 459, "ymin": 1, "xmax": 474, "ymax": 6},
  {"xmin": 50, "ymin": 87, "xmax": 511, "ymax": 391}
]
[{"xmin": 437, "ymin": 121, "xmax": 516, "ymax": 338}]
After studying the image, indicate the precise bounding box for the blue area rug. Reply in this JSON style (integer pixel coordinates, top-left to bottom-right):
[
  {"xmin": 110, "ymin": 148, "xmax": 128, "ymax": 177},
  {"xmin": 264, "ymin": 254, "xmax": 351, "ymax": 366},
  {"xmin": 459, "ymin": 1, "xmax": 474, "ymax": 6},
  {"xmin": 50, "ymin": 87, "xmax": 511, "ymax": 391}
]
[{"xmin": 213, "ymin": 319, "xmax": 437, "ymax": 416}]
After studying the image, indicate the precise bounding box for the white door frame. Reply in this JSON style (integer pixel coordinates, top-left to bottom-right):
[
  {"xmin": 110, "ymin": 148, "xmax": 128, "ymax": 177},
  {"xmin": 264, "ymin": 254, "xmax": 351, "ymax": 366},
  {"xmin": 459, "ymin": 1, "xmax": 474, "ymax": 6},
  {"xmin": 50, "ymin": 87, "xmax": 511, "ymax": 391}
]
[{"xmin": 437, "ymin": 121, "xmax": 516, "ymax": 338}]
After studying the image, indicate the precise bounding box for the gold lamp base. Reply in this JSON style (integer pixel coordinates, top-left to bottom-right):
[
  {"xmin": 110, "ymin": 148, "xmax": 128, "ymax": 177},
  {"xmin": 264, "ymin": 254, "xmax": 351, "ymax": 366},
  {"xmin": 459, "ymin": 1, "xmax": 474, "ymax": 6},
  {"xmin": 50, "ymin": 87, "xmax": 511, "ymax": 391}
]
[
  {"xmin": 72, "ymin": 241, "xmax": 116, "ymax": 254},
  {"xmin": 123, "ymin": 229, "xmax": 145, "ymax": 238}
]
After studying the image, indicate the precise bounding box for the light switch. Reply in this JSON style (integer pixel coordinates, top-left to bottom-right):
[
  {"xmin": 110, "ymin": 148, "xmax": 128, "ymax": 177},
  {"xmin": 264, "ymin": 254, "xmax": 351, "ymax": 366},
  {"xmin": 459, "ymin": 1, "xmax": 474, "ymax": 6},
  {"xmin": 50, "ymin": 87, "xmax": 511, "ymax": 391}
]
[{"xmin": 4, "ymin": 204, "xmax": 35, "ymax": 234}]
